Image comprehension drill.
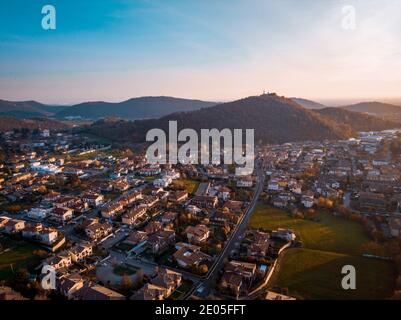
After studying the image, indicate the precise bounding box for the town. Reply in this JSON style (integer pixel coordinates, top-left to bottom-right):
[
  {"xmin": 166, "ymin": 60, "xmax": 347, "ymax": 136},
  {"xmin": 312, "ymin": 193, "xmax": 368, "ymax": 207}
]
[{"xmin": 1, "ymin": 125, "xmax": 401, "ymax": 300}]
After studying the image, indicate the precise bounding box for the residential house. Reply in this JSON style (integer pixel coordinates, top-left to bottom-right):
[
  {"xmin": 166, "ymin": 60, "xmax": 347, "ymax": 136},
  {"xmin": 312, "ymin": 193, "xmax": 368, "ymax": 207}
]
[
  {"xmin": 101, "ymin": 202, "xmax": 124, "ymax": 219},
  {"xmin": 54, "ymin": 196, "xmax": 78, "ymax": 209},
  {"xmin": 267, "ymin": 179, "xmax": 280, "ymax": 191},
  {"xmin": 161, "ymin": 211, "xmax": 178, "ymax": 224},
  {"xmin": 146, "ymin": 230, "xmax": 176, "ymax": 254},
  {"xmin": 122, "ymin": 206, "xmax": 147, "ymax": 226},
  {"xmin": 219, "ymin": 260, "xmax": 257, "ymax": 298},
  {"xmin": 139, "ymin": 166, "xmax": 161, "ymax": 176},
  {"xmin": 272, "ymin": 197, "xmax": 288, "ymax": 208},
  {"xmin": 22, "ymin": 224, "xmax": 58, "ymax": 245},
  {"xmin": 52, "ymin": 207, "xmax": 74, "ymax": 223},
  {"xmin": 219, "ymin": 271, "xmax": 243, "ymax": 298},
  {"xmin": 246, "ymin": 230, "xmax": 270, "ymax": 258},
  {"xmin": 358, "ymin": 192, "xmax": 387, "ymax": 213},
  {"xmin": 217, "ymin": 187, "xmax": 231, "ymax": 201},
  {"xmin": 27, "ymin": 207, "xmax": 51, "ymax": 220},
  {"xmin": 131, "ymin": 283, "xmax": 167, "ymax": 300},
  {"xmin": 224, "ymin": 200, "xmax": 244, "ymax": 214},
  {"xmin": 153, "ymin": 177, "xmax": 172, "ymax": 188},
  {"xmin": 144, "ymin": 221, "xmax": 163, "ymax": 235},
  {"xmin": 150, "ymin": 269, "xmax": 182, "ymax": 297},
  {"xmin": 46, "ymin": 252, "xmax": 72, "ymax": 270},
  {"xmin": 191, "ymin": 195, "xmax": 218, "ymax": 209},
  {"xmin": 141, "ymin": 195, "xmax": 159, "ymax": 208},
  {"xmin": 212, "ymin": 208, "xmax": 240, "ymax": 226},
  {"xmin": 185, "ymin": 224, "xmax": 210, "ymax": 244},
  {"xmin": 271, "ymin": 228, "xmax": 296, "ymax": 241},
  {"xmin": 4, "ymin": 219, "xmax": 25, "ymax": 234},
  {"xmin": 120, "ymin": 191, "xmax": 142, "ymax": 206},
  {"xmin": 85, "ymin": 222, "xmax": 112, "ymax": 240},
  {"xmin": 59, "ymin": 273, "xmax": 84, "ymax": 299},
  {"xmin": 236, "ymin": 175, "xmax": 254, "ymax": 188},
  {"xmin": 112, "ymin": 177, "xmax": 130, "ymax": 192},
  {"xmin": 124, "ymin": 231, "xmax": 148, "ymax": 246},
  {"xmin": 301, "ymin": 192, "xmax": 314, "ymax": 208},
  {"xmin": 173, "ymin": 242, "xmax": 211, "ymax": 268},
  {"xmin": 168, "ymin": 191, "xmax": 188, "ymax": 203},
  {"xmin": 69, "ymin": 242, "xmax": 93, "ymax": 262},
  {"xmin": 225, "ymin": 260, "xmax": 257, "ymax": 281},
  {"xmin": 72, "ymin": 283, "xmax": 125, "ymax": 300},
  {"xmin": 82, "ymin": 192, "xmax": 104, "ymax": 207},
  {"xmin": 39, "ymin": 228, "xmax": 59, "ymax": 245},
  {"xmin": 43, "ymin": 191, "xmax": 61, "ymax": 203}
]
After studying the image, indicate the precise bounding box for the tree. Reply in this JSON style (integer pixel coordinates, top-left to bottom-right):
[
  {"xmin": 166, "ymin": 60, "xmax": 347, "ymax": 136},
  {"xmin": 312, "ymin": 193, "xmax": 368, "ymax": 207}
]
[
  {"xmin": 6, "ymin": 204, "xmax": 22, "ymax": 213},
  {"xmin": 119, "ymin": 275, "xmax": 133, "ymax": 295},
  {"xmin": 10, "ymin": 268, "xmax": 30, "ymax": 296},
  {"xmin": 318, "ymin": 197, "xmax": 334, "ymax": 209},
  {"xmin": 198, "ymin": 264, "xmax": 208, "ymax": 275},
  {"xmin": 136, "ymin": 269, "xmax": 144, "ymax": 285},
  {"xmin": 222, "ymin": 225, "xmax": 231, "ymax": 237},
  {"xmin": 36, "ymin": 185, "xmax": 47, "ymax": 194}
]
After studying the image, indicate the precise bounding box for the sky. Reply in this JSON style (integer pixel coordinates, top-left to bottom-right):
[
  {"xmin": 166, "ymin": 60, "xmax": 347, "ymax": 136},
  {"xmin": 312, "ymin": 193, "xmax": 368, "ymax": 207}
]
[{"xmin": 0, "ymin": 0, "xmax": 400, "ymax": 104}]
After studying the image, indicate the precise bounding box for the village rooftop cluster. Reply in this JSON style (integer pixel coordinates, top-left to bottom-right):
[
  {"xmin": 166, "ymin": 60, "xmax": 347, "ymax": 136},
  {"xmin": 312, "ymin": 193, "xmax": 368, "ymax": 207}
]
[{"xmin": 1, "ymin": 126, "xmax": 401, "ymax": 300}]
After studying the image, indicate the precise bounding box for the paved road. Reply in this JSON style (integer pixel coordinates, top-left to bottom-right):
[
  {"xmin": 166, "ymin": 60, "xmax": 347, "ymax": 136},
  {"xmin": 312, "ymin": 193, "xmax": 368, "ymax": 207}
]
[{"xmin": 191, "ymin": 159, "xmax": 265, "ymax": 297}]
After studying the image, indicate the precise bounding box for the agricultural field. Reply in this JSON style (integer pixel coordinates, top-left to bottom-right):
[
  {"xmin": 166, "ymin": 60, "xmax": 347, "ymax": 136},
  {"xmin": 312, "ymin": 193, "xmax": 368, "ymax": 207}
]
[
  {"xmin": 0, "ymin": 237, "xmax": 44, "ymax": 280},
  {"xmin": 270, "ymin": 248, "xmax": 395, "ymax": 300},
  {"xmin": 249, "ymin": 205, "xmax": 369, "ymax": 255},
  {"xmin": 249, "ymin": 204, "xmax": 395, "ymax": 299}
]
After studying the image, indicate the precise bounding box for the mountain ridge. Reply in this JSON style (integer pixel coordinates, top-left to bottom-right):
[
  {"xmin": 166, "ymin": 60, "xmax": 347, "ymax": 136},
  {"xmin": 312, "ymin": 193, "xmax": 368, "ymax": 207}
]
[
  {"xmin": 0, "ymin": 96, "xmax": 217, "ymax": 120},
  {"xmin": 86, "ymin": 93, "xmax": 398, "ymax": 144},
  {"xmin": 290, "ymin": 97, "xmax": 328, "ymax": 109},
  {"xmin": 0, "ymin": 116, "xmax": 68, "ymax": 132}
]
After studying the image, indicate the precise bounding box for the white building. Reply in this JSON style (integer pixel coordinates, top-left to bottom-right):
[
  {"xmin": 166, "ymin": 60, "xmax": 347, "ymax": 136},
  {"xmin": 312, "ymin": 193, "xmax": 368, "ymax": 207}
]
[
  {"xmin": 27, "ymin": 208, "xmax": 51, "ymax": 220},
  {"xmin": 153, "ymin": 177, "xmax": 172, "ymax": 188},
  {"xmin": 31, "ymin": 163, "xmax": 62, "ymax": 174},
  {"xmin": 41, "ymin": 129, "xmax": 50, "ymax": 137}
]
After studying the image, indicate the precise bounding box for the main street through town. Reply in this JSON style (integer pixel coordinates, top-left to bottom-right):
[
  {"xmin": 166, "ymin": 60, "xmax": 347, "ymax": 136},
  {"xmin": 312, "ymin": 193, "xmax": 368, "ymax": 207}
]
[
  {"xmin": 189, "ymin": 159, "xmax": 265, "ymax": 297},
  {"xmin": 81, "ymin": 160, "xmax": 265, "ymax": 298}
]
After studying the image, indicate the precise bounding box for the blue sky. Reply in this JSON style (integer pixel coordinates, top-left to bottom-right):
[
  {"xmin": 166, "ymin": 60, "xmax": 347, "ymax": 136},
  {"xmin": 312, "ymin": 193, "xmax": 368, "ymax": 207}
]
[{"xmin": 0, "ymin": 0, "xmax": 401, "ymax": 104}]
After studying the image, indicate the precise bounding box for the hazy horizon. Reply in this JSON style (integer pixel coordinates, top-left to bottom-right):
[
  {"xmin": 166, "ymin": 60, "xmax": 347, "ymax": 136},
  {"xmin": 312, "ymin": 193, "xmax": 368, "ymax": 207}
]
[
  {"xmin": 2, "ymin": 95, "xmax": 401, "ymax": 108},
  {"xmin": 1, "ymin": 0, "xmax": 401, "ymax": 105}
]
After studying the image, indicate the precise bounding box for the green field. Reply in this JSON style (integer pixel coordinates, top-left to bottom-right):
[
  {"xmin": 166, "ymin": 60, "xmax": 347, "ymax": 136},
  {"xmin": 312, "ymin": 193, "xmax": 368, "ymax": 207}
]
[
  {"xmin": 250, "ymin": 205, "xmax": 369, "ymax": 255},
  {"xmin": 271, "ymin": 248, "xmax": 394, "ymax": 300},
  {"xmin": 249, "ymin": 204, "xmax": 395, "ymax": 299},
  {"xmin": 0, "ymin": 237, "xmax": 43, "ymax": 280}
]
